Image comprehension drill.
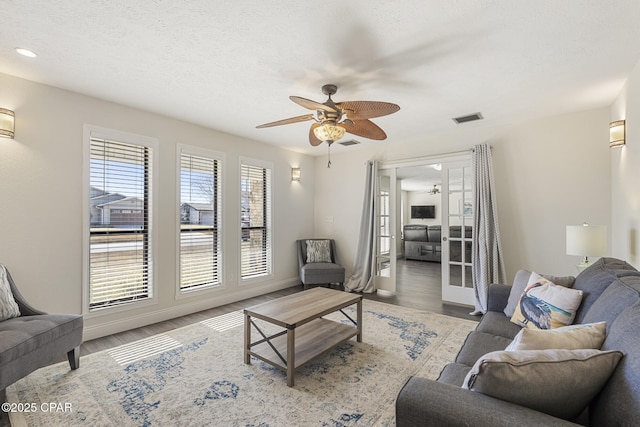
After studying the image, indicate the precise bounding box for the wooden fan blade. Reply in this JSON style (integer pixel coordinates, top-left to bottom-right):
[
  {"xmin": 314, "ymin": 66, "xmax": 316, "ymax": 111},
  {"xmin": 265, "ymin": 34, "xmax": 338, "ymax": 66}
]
[
  {"xmin": 309, "ymin": 123, "xmax": 323, "ymax": 146},
  {"xmin": 290, "ymin": 96, "xmax": 337, "ymax": 113},
  {"xmin": 256, "ymin": 114, "xmax": 315, "ymax": 128},
  {"xmin": 340, "ymin": 119, "xmax": 387, "ymax": 140},
  {"xmin": 338, "ymin": 101, "xmax": 400, "ymax": 120}
]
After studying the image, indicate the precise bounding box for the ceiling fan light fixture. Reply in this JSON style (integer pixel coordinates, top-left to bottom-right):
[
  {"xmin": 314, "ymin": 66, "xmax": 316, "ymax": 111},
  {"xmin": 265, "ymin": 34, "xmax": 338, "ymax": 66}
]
[{"xmin": 313, "ymin": 123, "xmax": 345, "ymax": 142}]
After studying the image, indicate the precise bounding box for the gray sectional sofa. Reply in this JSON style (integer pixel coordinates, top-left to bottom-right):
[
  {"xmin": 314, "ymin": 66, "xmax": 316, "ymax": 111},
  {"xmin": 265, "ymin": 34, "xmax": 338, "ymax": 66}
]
[
  {"xmin": 403, "ymin": 225, "xmax": 471, "ymax": 263},
  {"xmin": 396, "ymin": 257, "xmax": 640, "ymax": 426},
  {"xmin": 403, "ymin": 225, "xmax": 442, "ymax": 262}
]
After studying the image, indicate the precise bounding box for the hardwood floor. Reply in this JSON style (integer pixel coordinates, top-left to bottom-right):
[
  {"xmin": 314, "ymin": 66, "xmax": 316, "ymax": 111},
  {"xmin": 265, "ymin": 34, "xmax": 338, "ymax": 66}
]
[
  {"xmin": 367, "ymin": 259, "xmax": 479, "ymax": 320},
  {"xmin": 81, "ymin": 258, "xmax": 478, "ymax": 356}
]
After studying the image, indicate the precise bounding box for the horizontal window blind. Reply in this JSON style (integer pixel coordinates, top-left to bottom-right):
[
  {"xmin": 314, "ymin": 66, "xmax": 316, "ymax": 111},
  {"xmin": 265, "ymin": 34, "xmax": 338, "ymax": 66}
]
[
  {"xmin": 89, "ymin": 138, "xmax": 152, "ymax": 310},
  {"xmin": 179, "ymin": 151, "xmax": 222, "ymax": 291},
  {"xmin": 240, "ymin": 162, "xmax": 272, "ymax": 279}
]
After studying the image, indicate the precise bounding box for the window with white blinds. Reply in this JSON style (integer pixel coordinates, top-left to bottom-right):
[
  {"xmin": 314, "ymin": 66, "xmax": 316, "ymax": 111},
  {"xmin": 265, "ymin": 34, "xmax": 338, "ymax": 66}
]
[
  {"xmin": 240, "ymin": 159, "xmax": 272, "ymax": 280},
  {"xmin": 88, "ymin": 136, "xmax": 154, "ymax": 310},
  {"xmin": 179, "ymin": 148, "xmax": 222, "ymax": 292}
]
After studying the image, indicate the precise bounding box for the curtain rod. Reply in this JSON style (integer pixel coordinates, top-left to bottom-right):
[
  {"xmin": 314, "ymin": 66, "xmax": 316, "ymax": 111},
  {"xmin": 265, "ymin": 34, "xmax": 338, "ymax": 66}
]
[
  {"xmin": 380, "ymin": 148, "xmax": 474, "ymax": 168},
  {"xmin": 381, "ymin": 144, "xmax": 495, "ymax": 166}
]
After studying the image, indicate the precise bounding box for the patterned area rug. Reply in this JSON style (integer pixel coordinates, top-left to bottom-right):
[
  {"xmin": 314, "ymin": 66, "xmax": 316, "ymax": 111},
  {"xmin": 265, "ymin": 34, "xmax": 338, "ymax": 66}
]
[{"xmin": 7, "ymin": 300, "xmax": 477, "ymax": 427}]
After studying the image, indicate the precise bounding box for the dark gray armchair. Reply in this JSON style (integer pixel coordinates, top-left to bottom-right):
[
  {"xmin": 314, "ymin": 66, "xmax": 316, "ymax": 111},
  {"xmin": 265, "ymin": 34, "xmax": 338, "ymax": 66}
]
[
  {"xmin": 0, "ymin": 267, "xmax": 83, "ymax": 404},
  {"xmin": 296, "ymin": 239, "xmax": 345, "ymax": 290}
]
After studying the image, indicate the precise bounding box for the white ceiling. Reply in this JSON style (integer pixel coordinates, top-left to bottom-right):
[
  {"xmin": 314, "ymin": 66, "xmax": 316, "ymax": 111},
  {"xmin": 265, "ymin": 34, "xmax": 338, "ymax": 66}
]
[{"xmin": 2, "ymin": 1, "xmax": 640, "ymax": 157}]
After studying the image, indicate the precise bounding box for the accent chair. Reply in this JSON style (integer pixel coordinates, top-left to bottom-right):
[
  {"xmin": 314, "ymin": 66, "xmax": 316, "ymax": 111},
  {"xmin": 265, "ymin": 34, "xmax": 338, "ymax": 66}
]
[{"xmin": 296, "ymin": 239, "xmax": 345, "ymax": 290}]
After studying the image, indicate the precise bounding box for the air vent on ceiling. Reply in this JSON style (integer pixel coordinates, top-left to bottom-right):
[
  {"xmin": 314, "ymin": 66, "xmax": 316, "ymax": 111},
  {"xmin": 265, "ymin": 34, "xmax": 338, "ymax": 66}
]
[
  {"xmin": 339, "ymin": 139, "xmax": 361, "ymax": 146},
  {"xmin": 452, "ymin": 112, "xmax": 483, "ymax": 124}
]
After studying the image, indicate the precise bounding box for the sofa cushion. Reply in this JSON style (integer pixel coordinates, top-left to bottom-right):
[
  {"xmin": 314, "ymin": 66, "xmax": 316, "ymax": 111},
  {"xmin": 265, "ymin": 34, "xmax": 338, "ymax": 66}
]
[
  {"xmin": 427, "ymin": 225, "xmax": 441, "ymax": 242},
  {"xmin": 475, "ymin": 311, "xmax": 522, "ymax": 339},
  {"xmin": 305, "ymin": 239, "xmax": 331, "ymax": 263},
  {"xmin": 454, "ymin": 331, "xmax": 513, "ymax": 366},
  {"xmin": 462, "ymin": 349, "xmax": 623, "ymax": 421},
  {"xmin": 0, "ymin": 265, "xmax": 21, "ymax": 321},
  {"xmin": 582, "ymin": 276, "xmax": 640, "ymax": 334},
  {"xmin": 504, "ymin": 270, "xmax": 575, "ymax": 317},
  {"xmin": 0, "ymin": 314, "xmax": 83, "ymax": 365},
  {"xmin": 437, "ymin": 362, "xmax": 472, "ymax": 386},
  {"xmin": 300, "ymin": 263, "xmax": 345, "ymax": 284},
  {"xmin": 510, "ymin": 273, "xmax": 583, "ymax": 329},
  {"xmin": 590, "ymin": 301, "xmax": 640, "ymax": 426},
  {"xmin": 572, "ymin": 257, "xmax": 640, "ymax": 323},
  {"xmin": 505, "ymin": 321, "xmax": 606, "ymax": 351},
  {"xmin": 403, "ymin": 225, "xmax": 428, "ymax": 241}
]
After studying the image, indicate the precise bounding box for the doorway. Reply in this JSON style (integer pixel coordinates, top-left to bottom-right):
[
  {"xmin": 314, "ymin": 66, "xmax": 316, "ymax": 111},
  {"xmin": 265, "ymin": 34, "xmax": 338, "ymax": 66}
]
[{"xmin": 376, "ymin": 152, "xmax": 475, "ymax": 311}]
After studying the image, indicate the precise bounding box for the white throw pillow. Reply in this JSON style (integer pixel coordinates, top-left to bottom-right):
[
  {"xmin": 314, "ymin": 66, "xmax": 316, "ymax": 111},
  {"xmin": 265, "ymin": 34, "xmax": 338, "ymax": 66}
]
[
  {"xmin": 510, "ymin": 272, "xmax": 583, "ymax": 329},
  {"xmin": 462, "ymin": 349, "xmax": 623, "ymax": 420},
  {"xmin": 506, "ymin": 321, "xmax": 606, "ymax": 351},
  {"xmin": 0, "ymin": 265, "xmax": 21, "ymax": 321}
]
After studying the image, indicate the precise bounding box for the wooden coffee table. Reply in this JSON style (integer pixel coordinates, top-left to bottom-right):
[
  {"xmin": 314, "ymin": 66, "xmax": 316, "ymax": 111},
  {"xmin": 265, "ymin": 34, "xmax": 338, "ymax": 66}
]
[{"xmin": 243, "ymin": 287, "xmax": 363, "ymax": 386}]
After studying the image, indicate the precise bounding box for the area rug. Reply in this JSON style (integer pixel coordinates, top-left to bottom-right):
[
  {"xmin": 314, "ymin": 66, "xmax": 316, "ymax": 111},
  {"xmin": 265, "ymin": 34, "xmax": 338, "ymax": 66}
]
[{"xmin": 7, "ymin": 300, "xmax": 477, "ymax": 427}]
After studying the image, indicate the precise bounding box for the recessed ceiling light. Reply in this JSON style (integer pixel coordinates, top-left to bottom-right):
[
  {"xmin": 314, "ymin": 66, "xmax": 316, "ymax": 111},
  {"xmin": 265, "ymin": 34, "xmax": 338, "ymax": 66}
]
[{"xmin": 15, "ymin": 48, "xmax": 37, "ymax": 58}]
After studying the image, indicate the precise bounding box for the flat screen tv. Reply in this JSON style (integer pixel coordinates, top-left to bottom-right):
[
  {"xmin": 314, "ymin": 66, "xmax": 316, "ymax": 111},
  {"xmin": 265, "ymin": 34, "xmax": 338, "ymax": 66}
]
[{"xmin": 411, "ymin": 205, "xmax": 435, "ymax": 219}]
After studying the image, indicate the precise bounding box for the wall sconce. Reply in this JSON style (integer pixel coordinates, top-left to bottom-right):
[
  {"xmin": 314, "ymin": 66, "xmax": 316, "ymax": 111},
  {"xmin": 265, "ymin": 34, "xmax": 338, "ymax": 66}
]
[
  {"xmin": 566, "ymin": 223, "xmax": 607, "ymax": 272},
  {"xmin": 0, "ymin": 108, "xmax": 15, "ymax": 139},
  {"xmin": 291, "ymin": 167, "xmax": 301, "ymax": 182},
  {"xmin": 609, "ymin": 120, "xmax": 625, "ymax": 148}
]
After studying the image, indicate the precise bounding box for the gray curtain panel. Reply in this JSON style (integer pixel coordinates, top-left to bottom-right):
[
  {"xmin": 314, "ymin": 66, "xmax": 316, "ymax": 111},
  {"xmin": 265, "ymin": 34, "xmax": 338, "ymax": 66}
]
[
  {"xmin": 471, "ymin": 144, "xmax": 506, "ymax": 314},
  {"xmin": 344, "ymin": 160, "xmax": 377, "ymax": 293}
]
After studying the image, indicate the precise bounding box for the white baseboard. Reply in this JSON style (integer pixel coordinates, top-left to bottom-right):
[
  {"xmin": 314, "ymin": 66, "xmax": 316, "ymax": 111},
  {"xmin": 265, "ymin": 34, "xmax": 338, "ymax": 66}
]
[{"xmin": 83, "ymin": 277, "xmax": 300, "ymax": 341}]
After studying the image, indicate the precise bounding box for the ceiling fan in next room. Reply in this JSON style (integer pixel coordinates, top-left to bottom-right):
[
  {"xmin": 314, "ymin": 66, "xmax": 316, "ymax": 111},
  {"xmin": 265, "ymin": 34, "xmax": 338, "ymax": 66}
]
[{"xmin": 256, "ymin": 84, "xmax": 400, "ymax": 166}]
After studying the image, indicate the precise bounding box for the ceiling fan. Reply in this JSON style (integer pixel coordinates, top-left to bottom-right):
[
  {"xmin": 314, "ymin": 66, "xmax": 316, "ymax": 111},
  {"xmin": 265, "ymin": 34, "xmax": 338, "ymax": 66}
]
[
  {"xmin": 428, "ymin": 184, "xmax": 440, "ymax": 195},
  {"xmin": 256, "ymin": 84, "xmax": 400, "ymax": 147}
]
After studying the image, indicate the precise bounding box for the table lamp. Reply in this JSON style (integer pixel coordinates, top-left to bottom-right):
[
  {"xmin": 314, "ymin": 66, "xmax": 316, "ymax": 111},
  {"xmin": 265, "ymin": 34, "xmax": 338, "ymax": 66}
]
[{"xmin": 566, "ymin": 223, "xmax": 607, "ymax": 272}]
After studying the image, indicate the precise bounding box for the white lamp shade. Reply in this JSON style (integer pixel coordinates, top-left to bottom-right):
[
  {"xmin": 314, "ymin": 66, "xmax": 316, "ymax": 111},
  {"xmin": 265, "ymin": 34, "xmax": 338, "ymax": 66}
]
[
  {"xmin": 566, "ymin": 225, "xmax": 607, "ymax": 257},
  {"xmin": 609, "ymin": 120, "xmax": 625, "ymax": 147},
  {"xmin": 0, "ymin": 108, "xmax": 14, "ymax": 138}
]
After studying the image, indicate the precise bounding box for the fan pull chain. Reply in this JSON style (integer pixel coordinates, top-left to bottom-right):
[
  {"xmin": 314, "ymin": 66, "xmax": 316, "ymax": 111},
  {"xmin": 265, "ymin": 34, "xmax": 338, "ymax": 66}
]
[{"xmin": 327, "ymin": 142, "xmax": 332, "ymax": 168}]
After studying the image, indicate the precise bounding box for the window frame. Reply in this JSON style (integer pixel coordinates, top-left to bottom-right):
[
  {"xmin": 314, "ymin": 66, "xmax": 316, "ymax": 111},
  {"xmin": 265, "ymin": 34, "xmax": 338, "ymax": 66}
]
[
  {"xmin": 175, "ymin": 144, "xmax": 225, "ymax": 297},
  {"xmin": 82, "ymin": 125, "xmax": 159, "ymax": 316},
  {"xmin": 239, "ymin": 157, "xmax": 273, "ymax": 284}
]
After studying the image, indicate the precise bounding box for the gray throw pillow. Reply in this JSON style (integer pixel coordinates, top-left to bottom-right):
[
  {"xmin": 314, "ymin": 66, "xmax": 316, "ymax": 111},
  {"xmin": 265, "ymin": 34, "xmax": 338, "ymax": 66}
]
[
  {"xmin": 462, "ymin": 349, "xmax": 623, "ymax": 420},
  {"xmin": 0, "ymin": 265, "xmax": 21, "ymax": 321},
  {"xmin": 504, "ymin": 270, "xmax": 575, "ymax": 317},
  {"xmin": 306, "ymin": 240, "xmax": 332, "ymax": 263}
]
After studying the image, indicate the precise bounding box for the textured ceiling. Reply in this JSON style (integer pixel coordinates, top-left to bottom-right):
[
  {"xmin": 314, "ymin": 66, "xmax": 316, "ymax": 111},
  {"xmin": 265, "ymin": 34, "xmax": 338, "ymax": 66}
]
[{"xmin": 2, "ymin": 1, "xmax": 640, "ymax": 156}]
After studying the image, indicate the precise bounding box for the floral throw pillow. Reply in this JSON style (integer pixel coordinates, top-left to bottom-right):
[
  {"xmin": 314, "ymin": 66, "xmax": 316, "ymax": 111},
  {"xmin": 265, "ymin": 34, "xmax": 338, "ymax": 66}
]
[
  {"xmin": 510, "ymin": 272, "xmax": 583, "ymax": 329},
  {"xmin": 306, "ymin": 240, "xmax": 332, "ymax": 263}
]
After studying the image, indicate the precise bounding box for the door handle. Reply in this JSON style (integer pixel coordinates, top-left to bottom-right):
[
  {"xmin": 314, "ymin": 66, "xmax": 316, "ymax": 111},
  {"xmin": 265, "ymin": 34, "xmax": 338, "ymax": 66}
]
[{"xmin": 442, "ymin": 237, "xmax": 448, "ymax": 241}]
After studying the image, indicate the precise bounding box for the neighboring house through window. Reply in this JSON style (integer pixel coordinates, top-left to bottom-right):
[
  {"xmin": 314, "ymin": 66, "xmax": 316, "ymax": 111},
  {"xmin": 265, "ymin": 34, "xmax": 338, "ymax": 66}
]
[
  {"xmin": 178, "ymin": 146, "xmax": 223, "ymax": 292},
  {"xmin": 84, "ymin": 126, "xmax": 158, "ymax": 312},
  {"xmin": 240, "ymin": 158, "xmax": 272, "ymax": 281}
]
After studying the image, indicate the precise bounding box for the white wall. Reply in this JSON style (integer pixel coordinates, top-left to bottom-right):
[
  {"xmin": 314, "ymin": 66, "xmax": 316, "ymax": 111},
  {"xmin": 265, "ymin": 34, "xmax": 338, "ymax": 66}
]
[
  {"xmin": 0, "ymin": 72, "xmax": 316, "ymax": 340},
  {"xmin": 611, "ymin": 58, "xmax": 640, "ymax": 266},
  {"xmin": 314, "ymin": 107, "xmax": 611, "ymax": 281},
  {"xmin": 405, "ymin": 191, "xmax": 441, "ymax": 226}
]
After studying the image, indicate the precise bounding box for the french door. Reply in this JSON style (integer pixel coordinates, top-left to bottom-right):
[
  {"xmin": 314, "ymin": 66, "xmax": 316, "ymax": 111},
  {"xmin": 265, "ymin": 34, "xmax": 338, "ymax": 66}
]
[
  {"xmin": 376, "ymin": 153, "xmax": 473, "ymax": 304},
  {"xmin": 373, "ymin": 168, "xmax": 397, "ymax": 293},
  {"xmin": 440, "ymin": 161, "xmax": 475, "ymax": 305}
]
